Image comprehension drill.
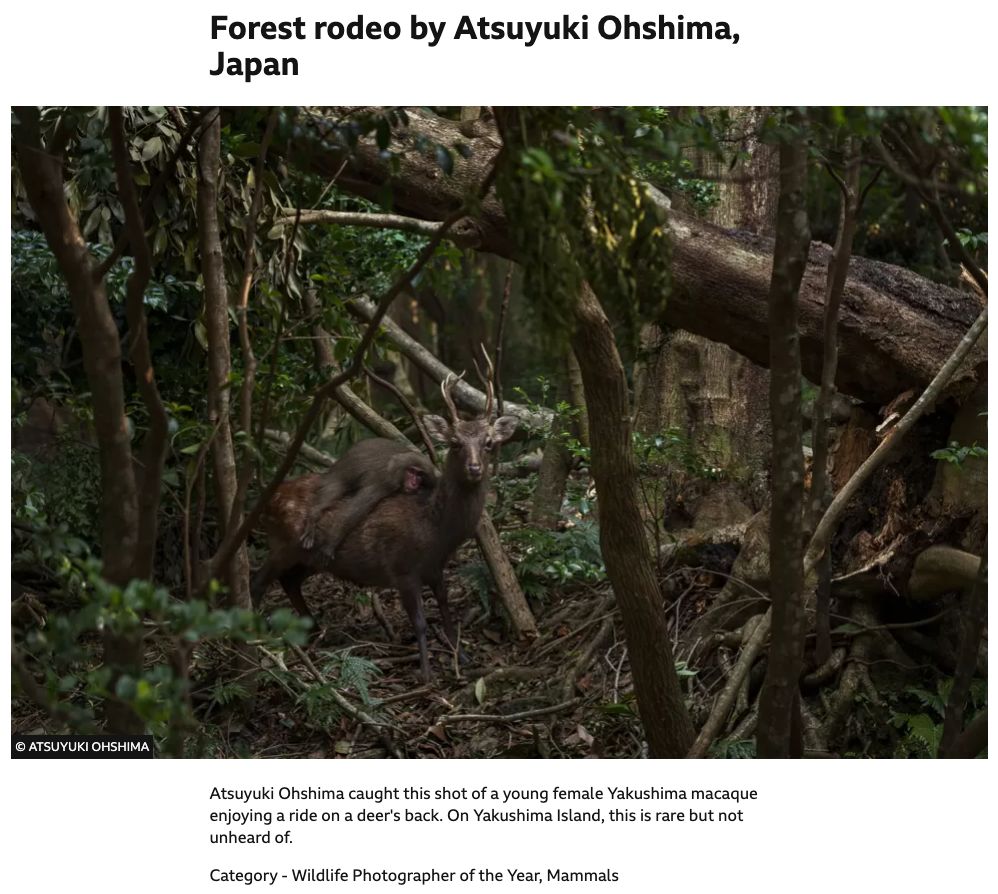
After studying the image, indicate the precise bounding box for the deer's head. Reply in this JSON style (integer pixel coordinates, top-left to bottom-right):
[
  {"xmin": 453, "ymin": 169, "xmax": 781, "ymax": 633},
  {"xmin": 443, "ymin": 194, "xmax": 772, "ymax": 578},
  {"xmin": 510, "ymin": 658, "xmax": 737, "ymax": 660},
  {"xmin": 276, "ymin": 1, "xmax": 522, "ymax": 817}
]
[{"xmin": 423, "ymin": 353, "xmax": 517, "ymax": 485}]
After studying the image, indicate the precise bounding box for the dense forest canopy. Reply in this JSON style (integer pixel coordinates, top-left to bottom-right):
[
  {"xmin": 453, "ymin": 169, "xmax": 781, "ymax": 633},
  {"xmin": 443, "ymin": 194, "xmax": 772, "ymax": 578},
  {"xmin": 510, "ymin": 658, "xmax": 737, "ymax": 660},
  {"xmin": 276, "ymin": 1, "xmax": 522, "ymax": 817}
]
[{"xmin": 10, "ymin": 106, "xmax": 987, "ymax": 758}]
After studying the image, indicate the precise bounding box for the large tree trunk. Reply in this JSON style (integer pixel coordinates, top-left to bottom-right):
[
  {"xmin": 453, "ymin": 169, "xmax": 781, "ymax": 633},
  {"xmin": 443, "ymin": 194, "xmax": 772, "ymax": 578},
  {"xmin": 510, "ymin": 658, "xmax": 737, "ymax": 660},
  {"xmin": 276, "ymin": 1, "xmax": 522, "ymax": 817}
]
[
  {"xmin": 634, "ymin": 327, "xmax": 771, "ymax": 485},
  {"xmin": 302, "ymin": 108, "xmax": 985, "ymax": 406},
  {"xmin": 570, "ymin": 283, "xmax": 695, "ymax": 758},
  {"xmin": 634, "ymin": 108, "xmax": 774, "ymax": 527}
]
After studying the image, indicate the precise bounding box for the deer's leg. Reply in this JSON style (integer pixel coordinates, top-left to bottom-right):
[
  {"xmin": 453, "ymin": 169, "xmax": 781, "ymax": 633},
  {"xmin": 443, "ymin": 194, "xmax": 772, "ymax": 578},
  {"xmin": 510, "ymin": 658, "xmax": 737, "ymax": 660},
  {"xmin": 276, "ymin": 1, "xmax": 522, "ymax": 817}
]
[
  {"xmin": 279, "ymin": 565, "xmax": 313, "ymax": 620},
  {"xmin": 398, "ymin": 582, "xmax": 430, "ymax": 682},
  {"xmin": 251, "ymin": 557, "xmax": 280, "ymax": 610},
  {"xmin": 430, "ymin": 574, "xmax": 467, "ymax": 666}
]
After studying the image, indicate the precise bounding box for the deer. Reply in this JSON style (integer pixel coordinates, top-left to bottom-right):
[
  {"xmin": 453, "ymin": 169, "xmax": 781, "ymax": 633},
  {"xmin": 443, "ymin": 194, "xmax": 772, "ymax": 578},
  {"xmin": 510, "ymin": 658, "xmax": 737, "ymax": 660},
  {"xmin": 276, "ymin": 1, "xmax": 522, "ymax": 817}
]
[{"xmin": 251, "ymin": 362, "xmax": 517, "ymax": 681}]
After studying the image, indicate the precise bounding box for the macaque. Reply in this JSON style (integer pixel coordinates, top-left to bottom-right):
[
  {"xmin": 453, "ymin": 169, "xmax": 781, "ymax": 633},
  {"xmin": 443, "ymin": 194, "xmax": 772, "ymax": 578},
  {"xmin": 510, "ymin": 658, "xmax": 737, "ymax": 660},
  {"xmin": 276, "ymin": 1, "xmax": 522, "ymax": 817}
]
[{"xmin": 300, "ymin": 438, "xmax": 437, "ymax": 561}]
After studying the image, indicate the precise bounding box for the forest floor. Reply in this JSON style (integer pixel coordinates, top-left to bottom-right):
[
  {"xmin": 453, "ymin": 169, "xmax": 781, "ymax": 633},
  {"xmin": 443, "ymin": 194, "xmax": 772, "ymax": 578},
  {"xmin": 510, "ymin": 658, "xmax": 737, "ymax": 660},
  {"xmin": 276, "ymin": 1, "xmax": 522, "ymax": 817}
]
[
  {"xmin": 245, "ymin": 568, "xmax": 639, "ymax": 758},
  {"xmin": 216, "ymin": 532, "xmax": 725, "ymax": 759}
]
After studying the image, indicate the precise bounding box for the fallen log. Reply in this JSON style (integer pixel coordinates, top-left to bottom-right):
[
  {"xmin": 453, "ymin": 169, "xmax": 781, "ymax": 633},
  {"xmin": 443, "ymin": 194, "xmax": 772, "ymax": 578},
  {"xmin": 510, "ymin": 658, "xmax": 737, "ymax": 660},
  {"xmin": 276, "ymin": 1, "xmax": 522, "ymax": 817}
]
[{"xmin": 300, "ymin": 107, "xmax": 985, "ymax": 406}]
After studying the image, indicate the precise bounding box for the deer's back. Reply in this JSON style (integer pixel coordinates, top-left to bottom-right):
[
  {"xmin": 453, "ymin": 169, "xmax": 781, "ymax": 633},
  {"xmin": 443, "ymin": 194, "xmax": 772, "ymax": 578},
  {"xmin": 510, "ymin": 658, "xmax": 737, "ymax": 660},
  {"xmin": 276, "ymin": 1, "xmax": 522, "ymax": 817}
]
[
  {"xmin": 261, "ymin": 473, "xmax": 322, "ymax": 566},
  {"xmin": 263, "ymin": 474, "xmax": 480, "ymax": 588},
  {"xmin": 328, "ymin": 492, "xmax": 444, "ymax": 587}
]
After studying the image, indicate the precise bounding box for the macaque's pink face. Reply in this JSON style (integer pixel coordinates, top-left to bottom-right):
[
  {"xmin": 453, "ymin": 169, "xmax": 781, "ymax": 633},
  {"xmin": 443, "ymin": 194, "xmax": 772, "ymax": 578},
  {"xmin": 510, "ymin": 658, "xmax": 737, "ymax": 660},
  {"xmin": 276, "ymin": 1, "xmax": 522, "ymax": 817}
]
[{"xmin": 403, "ymin": 466, "xmax": 428, "ymax": 494}]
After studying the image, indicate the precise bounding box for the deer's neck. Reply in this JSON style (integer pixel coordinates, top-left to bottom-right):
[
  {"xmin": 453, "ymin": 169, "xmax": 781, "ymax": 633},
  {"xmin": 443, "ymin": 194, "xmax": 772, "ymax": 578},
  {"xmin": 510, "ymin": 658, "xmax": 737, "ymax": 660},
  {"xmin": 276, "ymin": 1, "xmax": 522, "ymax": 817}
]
[{"xmin": 431, "ymin": 455, "xmax": 488, "ymax": 554}]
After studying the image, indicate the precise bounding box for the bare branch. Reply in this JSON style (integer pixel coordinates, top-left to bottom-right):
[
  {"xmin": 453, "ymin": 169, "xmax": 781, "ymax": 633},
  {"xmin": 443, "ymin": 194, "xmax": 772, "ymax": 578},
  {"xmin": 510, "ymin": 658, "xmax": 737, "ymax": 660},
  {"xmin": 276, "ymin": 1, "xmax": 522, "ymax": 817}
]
[
  {"xmin": 274, "ymin": 209, "xmax": 482, "ymax": 248},
  {"xmin": 364, "ymin": 364, "xmax": 437, "ymax": 460},
  {"xmin": 348, "ymin": 295, "xmax": 552, "ymax": 430}
]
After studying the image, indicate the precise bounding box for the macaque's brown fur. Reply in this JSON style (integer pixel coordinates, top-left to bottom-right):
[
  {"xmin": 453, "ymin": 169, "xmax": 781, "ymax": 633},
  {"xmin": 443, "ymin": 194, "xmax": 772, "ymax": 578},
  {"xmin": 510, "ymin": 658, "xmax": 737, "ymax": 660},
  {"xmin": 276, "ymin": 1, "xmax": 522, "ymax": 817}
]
[{"xmin": 300, "ymin": 438, "xmax": 437, "ymax": 560}]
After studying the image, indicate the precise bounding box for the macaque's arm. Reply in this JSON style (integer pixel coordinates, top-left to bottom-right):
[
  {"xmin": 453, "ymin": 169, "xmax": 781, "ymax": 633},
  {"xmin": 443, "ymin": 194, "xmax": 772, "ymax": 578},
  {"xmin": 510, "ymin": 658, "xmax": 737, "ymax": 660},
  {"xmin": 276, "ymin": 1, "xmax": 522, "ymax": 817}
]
[{"xmin": 326, "ymin": 457, "xmax": 432, "ymax": 552}]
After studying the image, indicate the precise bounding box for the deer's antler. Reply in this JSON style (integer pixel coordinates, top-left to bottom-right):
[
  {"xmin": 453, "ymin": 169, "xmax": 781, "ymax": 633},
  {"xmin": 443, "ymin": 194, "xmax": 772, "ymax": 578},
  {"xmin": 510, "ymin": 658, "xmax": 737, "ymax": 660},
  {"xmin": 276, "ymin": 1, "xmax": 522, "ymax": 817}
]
[
  {"xmin": 441, "ymin": 372, "xmax": 464, "ymax": 425},
  {"xmin": 473, "ymin": 344, "xmax": 495, "ymax": 420}
]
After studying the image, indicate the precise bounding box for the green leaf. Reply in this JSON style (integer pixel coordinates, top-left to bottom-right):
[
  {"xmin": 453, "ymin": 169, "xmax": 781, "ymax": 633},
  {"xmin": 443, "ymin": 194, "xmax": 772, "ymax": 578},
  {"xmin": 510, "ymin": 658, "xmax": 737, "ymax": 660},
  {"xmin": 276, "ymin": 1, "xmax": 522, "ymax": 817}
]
[
  {"xmin": 140, "ymin": 136, "xmax": 163, "ymax": 161},
  {"xmin": 83, "ymin": 206, "xmax": 102, "ymax": 237},
  {"xmin": 152, "ymin": 227, "xmax": 168, "ymax": 257}
]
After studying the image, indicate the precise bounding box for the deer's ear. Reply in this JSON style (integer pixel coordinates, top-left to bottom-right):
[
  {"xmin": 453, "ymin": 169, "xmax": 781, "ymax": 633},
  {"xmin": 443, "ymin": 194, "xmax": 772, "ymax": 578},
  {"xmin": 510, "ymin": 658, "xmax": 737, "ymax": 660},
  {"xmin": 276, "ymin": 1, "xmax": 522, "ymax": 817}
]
[
  {"xmin": 423, "ymin": 415, "xmax": 452, "ymax": 444},
  {"xmin": 491, "ymin": 415, "xmax": 519, "ymax": 444}
]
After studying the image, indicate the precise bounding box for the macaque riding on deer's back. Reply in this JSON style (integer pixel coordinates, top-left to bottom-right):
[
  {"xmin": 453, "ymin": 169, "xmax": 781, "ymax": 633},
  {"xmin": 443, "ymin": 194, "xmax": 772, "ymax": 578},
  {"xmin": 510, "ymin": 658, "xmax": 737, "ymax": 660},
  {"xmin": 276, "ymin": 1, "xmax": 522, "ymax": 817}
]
[{"xmin": 252, "ymin": 354, "xmax": 518, "ymax": 681}]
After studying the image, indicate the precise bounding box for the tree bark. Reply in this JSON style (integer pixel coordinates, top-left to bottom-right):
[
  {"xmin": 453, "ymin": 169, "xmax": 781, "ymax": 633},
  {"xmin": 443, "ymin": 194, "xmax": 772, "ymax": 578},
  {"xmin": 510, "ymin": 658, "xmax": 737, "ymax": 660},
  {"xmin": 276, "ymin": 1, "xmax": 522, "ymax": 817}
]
[
  {"xmin": 566, "ymin": 350, "xmax": 590, "ymax": 449},
  {"xmin": 944, "ymin": 709, "xmax": 988, "ymax": 759},
  {"xmin": 530, "ymin": 361, "xmax": 573, "ymax": 528},
  {"xmin": 302, "ymin": 107, "xmax": 984, "ymax": 406},
  {"xmin": 570, "ymin": 283, "xmax": 695, "ymax": 758},
  {"xmin": 756, "ymin": 128, "xmax": 811, "ymax": 759},
  {"xmin": 14, "ymin": 106, "xmax": 145, "ymax": 734},
  {"xmin": 635, "ymin": 107, "xmax": 773, "ymax": 486},
  {"xmin": 108, "ymin": 107, "xmax": 169, "ymax": 582},
  {"xmin": 197, "ymin": 108, "xmax": 252, "ymax": 608},
  {"xmin": 530, "ymin": 426, "xmax": 573, "ymax": 528}
]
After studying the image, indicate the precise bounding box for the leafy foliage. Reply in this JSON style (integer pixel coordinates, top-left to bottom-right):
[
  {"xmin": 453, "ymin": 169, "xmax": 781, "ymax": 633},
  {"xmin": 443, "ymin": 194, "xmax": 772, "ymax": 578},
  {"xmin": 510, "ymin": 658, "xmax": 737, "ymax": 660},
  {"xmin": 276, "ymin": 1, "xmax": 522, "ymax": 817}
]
[
  {"xmin": 496, "ymin": 107, "xmax": 673, "ymax": 345},
  {"xmin": 890, "ymin": 678, "xmax": 987, "ymax": 758},
  {"xmin": 461, "ymin": 520, "xmax": 605, "ymax": 605},
  {"xmin": 14, "ymin": 558, "xmax": 310, "ymax": 755},
  {"xmin": 931, "ymin": 441, "xmax": 987, "ymax": 466}
]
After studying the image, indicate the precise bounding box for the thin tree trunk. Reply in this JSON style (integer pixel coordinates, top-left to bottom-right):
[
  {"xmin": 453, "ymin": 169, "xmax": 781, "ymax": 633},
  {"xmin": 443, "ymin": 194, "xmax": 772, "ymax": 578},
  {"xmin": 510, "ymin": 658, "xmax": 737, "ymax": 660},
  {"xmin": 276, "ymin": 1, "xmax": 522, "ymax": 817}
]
[
  {"xmin": 566, "ymin": 349, "xmax": 590, "ymax": 448},
  {"xmin": 530, "ymin": 430, "xmax": 572, "ymax": 527},
  {"xmin": 109, "ymin": 107, "xmax": 169, "ymax": 582},
  {"xmin": 756, "ymin": 127, "xmax": 810, "ymax": 759},
  {"xmin": 197, "ymin": 107, "xmax": 252, "ymax": 608},
  {"xmin": 530, "ymin": 361, "xmax": 573, "ymax": 528},
  {"xmin": 807, "ymin": 148, "xmax": 862, "ymax": 530},
  {"xmin": 808, "ymin": 145, "xmax": 865, "ymax": 667},
  {"xmin": 570, "ymin": 282, "xmax": 695, "ymax": 758}
]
